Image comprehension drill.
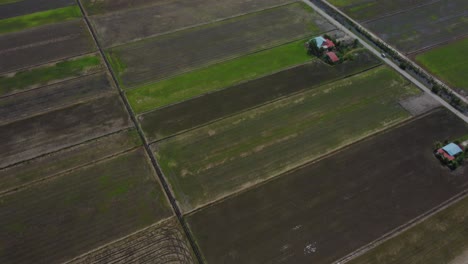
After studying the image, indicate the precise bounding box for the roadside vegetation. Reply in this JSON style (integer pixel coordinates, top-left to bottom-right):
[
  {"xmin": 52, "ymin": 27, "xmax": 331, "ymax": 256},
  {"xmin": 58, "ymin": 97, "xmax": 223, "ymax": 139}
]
[
  {"xmin": 0, "ymin": 55, "xmax": 102, "ymax": 96},
  {"xmin": 127, "ymin": 39, "xmax": 312, "ymax": 114},
  {"xmin": 0, "ymin": 5, "xmax": 81, "ymax": 34}
]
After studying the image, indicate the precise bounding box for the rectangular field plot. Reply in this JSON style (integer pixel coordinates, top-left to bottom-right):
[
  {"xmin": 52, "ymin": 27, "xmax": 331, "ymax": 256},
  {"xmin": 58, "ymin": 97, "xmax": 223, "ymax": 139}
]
[
  {"xmin": 0, "ymin": 54, "xmax": 104, "ymax": 97},
  {"xmin": 82, "ymin": 0, "xmax": 158, "ymax": 15},
  {"xmin": 67, "ymin": 218, "xmax": 195, "ymax": 264},
  {"xmin": 0, "ymin": 94, "xmax": 132, "ymax": 168},
  {"xmin": 91, "ymin": 0, "xmax": 296, "ymax": 47},
  {"xmin": 415, "ymin": 37, "xmax": 468, "ymax": 92},
  {"xmin": 154, "ymin": 66, "xmax": 420, "ymax": 212},
  {"xmin": 348, "ymin": 192, "xmax": 468, "ymax": 264},
  {"xmin": 187, "ymin": 109, "xmax": 468, "ymax": 264},
  {"xmin": 364, "ymin": 0, "xmax": 468, "ymax": 54},
  {"xmin": 0, "ymin": 73, "xmax": 114, "ymax": 125},
  {"xmin": 0, "ymin": 148, "xmax": 173, "ymax": 264},
  {"xmin": 0, "ymin": 0, "xmax": 75, "ymax": 19},
  {"xmin": 0, "ymin": 128, "xmax": 141, "ymax": 194},
  {"xmin": 0, "ymin": 19, "xmax": 95, "ymax": 73},
  {"xmin": 107, "ymin": 2, "xmax": 335, "ymax": 88},
  {"xmin": 328, "ymin": 0, "xmax": 436, "ymax": 21},
  {"xmin": 140, "ymin": 50, "xmax": 381, "ymax": 141}
]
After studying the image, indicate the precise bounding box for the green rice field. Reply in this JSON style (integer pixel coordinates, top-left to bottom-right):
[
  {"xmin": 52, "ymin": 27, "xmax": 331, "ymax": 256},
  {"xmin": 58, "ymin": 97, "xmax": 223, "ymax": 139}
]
[{"xmin": 155, "ymin": 66, "xmax": 420, "ymax": 212}]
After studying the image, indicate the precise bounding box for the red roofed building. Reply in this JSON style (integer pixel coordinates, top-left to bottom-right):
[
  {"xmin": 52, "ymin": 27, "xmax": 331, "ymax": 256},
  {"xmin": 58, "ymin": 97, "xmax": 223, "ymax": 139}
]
[
  {"xmin": 326, "ymin": 52, "xmax": 340, "ymax": 63},
  {"xmin": 323, "ymin": 39, "xmax": 335, "ymax": 49},
  {"xmin": 437, "ymin": 148, "xmax": 455, "ymax": 161}
]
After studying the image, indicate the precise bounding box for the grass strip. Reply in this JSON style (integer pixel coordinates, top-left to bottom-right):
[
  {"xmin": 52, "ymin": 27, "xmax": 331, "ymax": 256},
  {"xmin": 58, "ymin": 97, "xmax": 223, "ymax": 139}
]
[
  {"xmin": 0, "ymin": 55, "xmax": 102, "ymax": 96},
  {"xmin": 0, "ymin": 5, "xmax": 81, "ymax": 34},
  {"xmin": 416, "ymin": 37, "xmax": 468, "ymax": 91},
  {"xmin": 127, "ymin": 39, "xmax": 312, "ymax": 114}
]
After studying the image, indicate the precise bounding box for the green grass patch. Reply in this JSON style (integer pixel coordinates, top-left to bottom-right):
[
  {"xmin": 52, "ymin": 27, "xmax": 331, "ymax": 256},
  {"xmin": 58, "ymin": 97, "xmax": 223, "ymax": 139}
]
[
  {"xmin": 0, "ymin": 0, "xmax": 21, "ymax": 5},
  {"xmin": 156, "ymin": 66, "xmax": 420, "ymax": 211},
  {"xmin": 0, "ymin": 55, "xmax": 102, "ymax": 96},
  {"xmin": 416, "ymin": 38, "xmax": 468, "ymax": 91},
  {"xmin": 0, "ymin": 5, "xmax": 81, "ymax": 34},
  {"xmin": 349, "ymin": 194, "xmax": 468, "ymax": 264},
  {"xmin": 127, "ymin": 39, "xmax": 312, "ymax": 114},
  {"xmin": 328, "ymin": 0, "xmax": 363, "ymax": 7}
]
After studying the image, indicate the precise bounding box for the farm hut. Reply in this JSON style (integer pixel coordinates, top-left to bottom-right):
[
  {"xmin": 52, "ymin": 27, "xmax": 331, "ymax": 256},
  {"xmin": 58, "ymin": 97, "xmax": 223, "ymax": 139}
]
[
  {"xmin": 326, "ymin": 52, "xmax": 340, "ymax": 64},
  {"xmin": 437, "ymin": 143, "xmax": 463, "ymax": 161},
  {"xmin": 323, "ymin": 39, "xmax": 335, "ymax": 49},
  {"xmin": 314, "ymin": 36, "xmax": 326, "ymax": 48}
]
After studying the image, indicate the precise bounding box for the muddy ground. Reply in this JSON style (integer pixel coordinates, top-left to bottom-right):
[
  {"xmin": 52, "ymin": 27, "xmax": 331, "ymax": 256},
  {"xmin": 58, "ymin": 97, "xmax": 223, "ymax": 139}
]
[
  {"xmin": 67, "ymin": 218, "xmax": 195, "ymax": 264},
  {"xmin": 91, "ymin": 0, "xmax": 295, "ymax": 47},
  {"xmin": 0, "ymin": 0, "xmax": 75, "ymax": 19},
  {"xmin": 364, "ymin": 0, "xmax": 468, "ymax": 54},
  {"xmin": 187, "ymin": 109, "xmax": 468, "ymax": 264},
  {"xmin": 108, "ymin": 3, "xmax": 334, "ymax": 87},
  {"xmin": 82, "ymin": 0, "xmax": 158, "ymax": 15},
  {"xmin": 0, "ymin": 94, "xmax": 132, "ymax": 168},
  {"xmin": 0, "ymin": 19, "xmax": 96, "ymax": 73},
  {"xmin": 0, "ymin": 128, "xmax": 140, "ymax": 194},
  {"xmin": 0, "ymin": 73, "xmax": 114, "ymax": 125},
  {"xmin": 0, "ymin": 148, "xmax": 172, "ymax": 264},
  {"xmin": 139, "ymin": 50, "xmax": 381, "ymax": 141}
]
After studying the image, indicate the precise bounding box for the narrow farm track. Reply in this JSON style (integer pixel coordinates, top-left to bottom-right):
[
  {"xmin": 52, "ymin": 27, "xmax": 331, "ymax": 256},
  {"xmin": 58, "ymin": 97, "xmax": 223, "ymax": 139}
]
[
  {"xmin": 304, "ymin": 0, "xmax": 468, "ymax": 122},
  {"xmin": 75, "ymin": 0, "xmax": 202, "ymax": 263}
]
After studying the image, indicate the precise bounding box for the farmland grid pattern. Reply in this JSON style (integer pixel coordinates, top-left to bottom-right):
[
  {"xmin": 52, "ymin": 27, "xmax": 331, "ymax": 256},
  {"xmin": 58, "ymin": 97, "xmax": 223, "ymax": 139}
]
[{"xmin": 74, "ymin": 0, "xmax": 202, "ymax": 263}]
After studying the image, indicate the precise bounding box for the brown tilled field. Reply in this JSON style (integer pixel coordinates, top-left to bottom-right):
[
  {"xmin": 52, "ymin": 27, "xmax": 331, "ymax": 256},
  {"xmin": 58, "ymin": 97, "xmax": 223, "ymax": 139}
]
[
  {"xmin": 0, "ymin": 19, "xmax": 95, "ymax": 73},
  {"xmin": 0, "ymin": 94, "xmax": 132, "ymax": 168},
  {"xmin": 67, "ymin": 218, "xmax": 195, "ymax": 264},
  {"xmin": 107, "ymin": 2, "xmax": 334, "ymax": 87},
  {"xmin": 187, "ymin": 109, "xmax": 468, "ymax": 264},
  {"xmin": 90, "ymin": 0, "xmax": 295, "ymax": 47},
  {"xmin": 139, "ymin": 50, "xmax": 380, "ymax": 141},
  {"xmin": 0, "ymin": 148, "xmax": 172, "ymax": 264}
]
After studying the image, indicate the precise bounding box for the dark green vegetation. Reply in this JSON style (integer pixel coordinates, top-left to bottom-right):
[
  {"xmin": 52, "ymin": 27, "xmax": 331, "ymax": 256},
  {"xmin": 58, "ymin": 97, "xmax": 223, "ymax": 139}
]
[
  {"xmin": 90, "ymin": 0, "xmax": 295, "ymax": 47},
  {"xmin": 187, "ymin": 109, "xmax": 468, "ymax": 264},
  {"xmin": 155, "ymin": 66, "xmax": 420, "ymax": 212},
  {"xmin": 140, "ymin": 50, "xmax": 381, "ymax": 141},
  {"xmin": 0, "ymin": 95, "xmax": 132, "ymax": 168},
  {"xmin": 0, "ymin": 129, "xmax": 141, "ymax": 194},
  {"xmin": 107, "ymin": 2, "xmax": 334, "ymax": 87},
  {"xmin": 0, "ymin": 5, "xmax": 81, "ymax": 34},
  {"xmin": 416, "ymin": 37, "xmax": 468, "ymax": 91},
  {"xmin": 68, "ymin": 218, "xmax": 195, "ymax": 263},
  {"xmin": 0, "ymin": 55, "xmax": 103, "ymax": 97},
  {"xmin": 0, "ymin": 148, "xmax": 172, "ymax": 263},
  {"xmin": 349, "ymin": 192, "xmax": 468, "ymax": 264},
  {"xmin": 127, "ymin": 39, "xmax": 313, "ymax": 113},
  {"xmin": 363, "ymin": 0, "xmax": 468, "ymax": 54},
  {"xmin": 0, "ymin": 20, "xmax": 96, "ymax": 73},
  {"xmin": 0, "ymin": 0, "xmax": 75, "ymax": 19}
]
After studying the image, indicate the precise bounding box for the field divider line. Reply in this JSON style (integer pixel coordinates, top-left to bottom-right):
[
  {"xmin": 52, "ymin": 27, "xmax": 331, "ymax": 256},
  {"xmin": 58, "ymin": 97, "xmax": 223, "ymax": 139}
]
[
  {"xmin": 62, "ymin": 216, "xmax": 177, "ymax": 264},
  {"xmin": 148, "ymin": 63, "xmax": 384, "ymax": 144},
  {"xmin": 335, "ymin": 188, "xmax": 468, "ymax": 264},
  {"xmin": 407, "ymin": 32, "xmax": 468, "ymax": 56},
  {"xmin": 123, "ymin": 29, "xmax": 337, "ymax": 91},
  {"xmin": 75, "ymin": 1, "xmax": 204, "ymax": 263},
  {"xmin": 0, "ymin": 68, "xmax": 106, "ymax": 100},
  {"xmin": 359, "ymin": 0, "xmax": 444, "ymax": 24},
  {"xmin": 0, "ymin": 145, "xmax": 142, "ymax": 197},
  {"xmin": 103, "ymin": 0, "xmax": 300, "ymax": 49},
  {"xmin": 0, "ymin": 88, "xmax": 117, "ymax": 127},
  {"xmin": 184, "ymin": 108, "xmax": 437, "ymax": 217},
  {"xmin": 304, "ymin": 0, "xmax": 468, "ymax": 121}
]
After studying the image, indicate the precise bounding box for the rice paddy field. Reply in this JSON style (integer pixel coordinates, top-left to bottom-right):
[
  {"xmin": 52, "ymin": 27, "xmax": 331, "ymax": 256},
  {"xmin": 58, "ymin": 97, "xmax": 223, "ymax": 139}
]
[
  {"xmin": 328, "ymin": 0, "xmax": 468, "ymax": 95},
  {"xmin": 1, "ymin": 0, "xmax": 467, "ymax": 263}
]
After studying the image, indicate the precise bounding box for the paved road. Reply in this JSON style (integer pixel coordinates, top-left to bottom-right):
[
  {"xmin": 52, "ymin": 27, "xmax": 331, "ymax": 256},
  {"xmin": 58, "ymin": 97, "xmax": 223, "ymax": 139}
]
[{"xmin": 302, "ymin": 0, "xmax": 468, "ymax": 123}]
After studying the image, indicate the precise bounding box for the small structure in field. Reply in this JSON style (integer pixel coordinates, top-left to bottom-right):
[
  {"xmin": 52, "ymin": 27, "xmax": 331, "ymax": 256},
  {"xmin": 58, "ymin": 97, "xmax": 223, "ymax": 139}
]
[
  {"xmin": 326, "ymin": 52, "xmax": 340, "ymax": 64},
  {"xmin": 435, "ymin": 142, "xmax": 465, "ymax": 169}
]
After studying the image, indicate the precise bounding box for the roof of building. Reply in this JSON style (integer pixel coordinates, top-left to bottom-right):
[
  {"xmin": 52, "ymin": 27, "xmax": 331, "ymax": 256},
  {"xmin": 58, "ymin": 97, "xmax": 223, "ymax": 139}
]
[
  {"xmin": 437, "ymin": 148, "xmax": 455, "ymax": 161},
  {"xmin": 326, "ymin": 52, "xmax": 339, "ymax": 63},
  {"xmin": 324, "ymin": 39, "xmax": 335, "ymax": 48},
  {"xmin": 314, "ymin": 36, "xmax": 326, "ymax": 48},
  {"xmin": 442, "ymin": 143, "xmax": 463, "ymax": 156}
]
